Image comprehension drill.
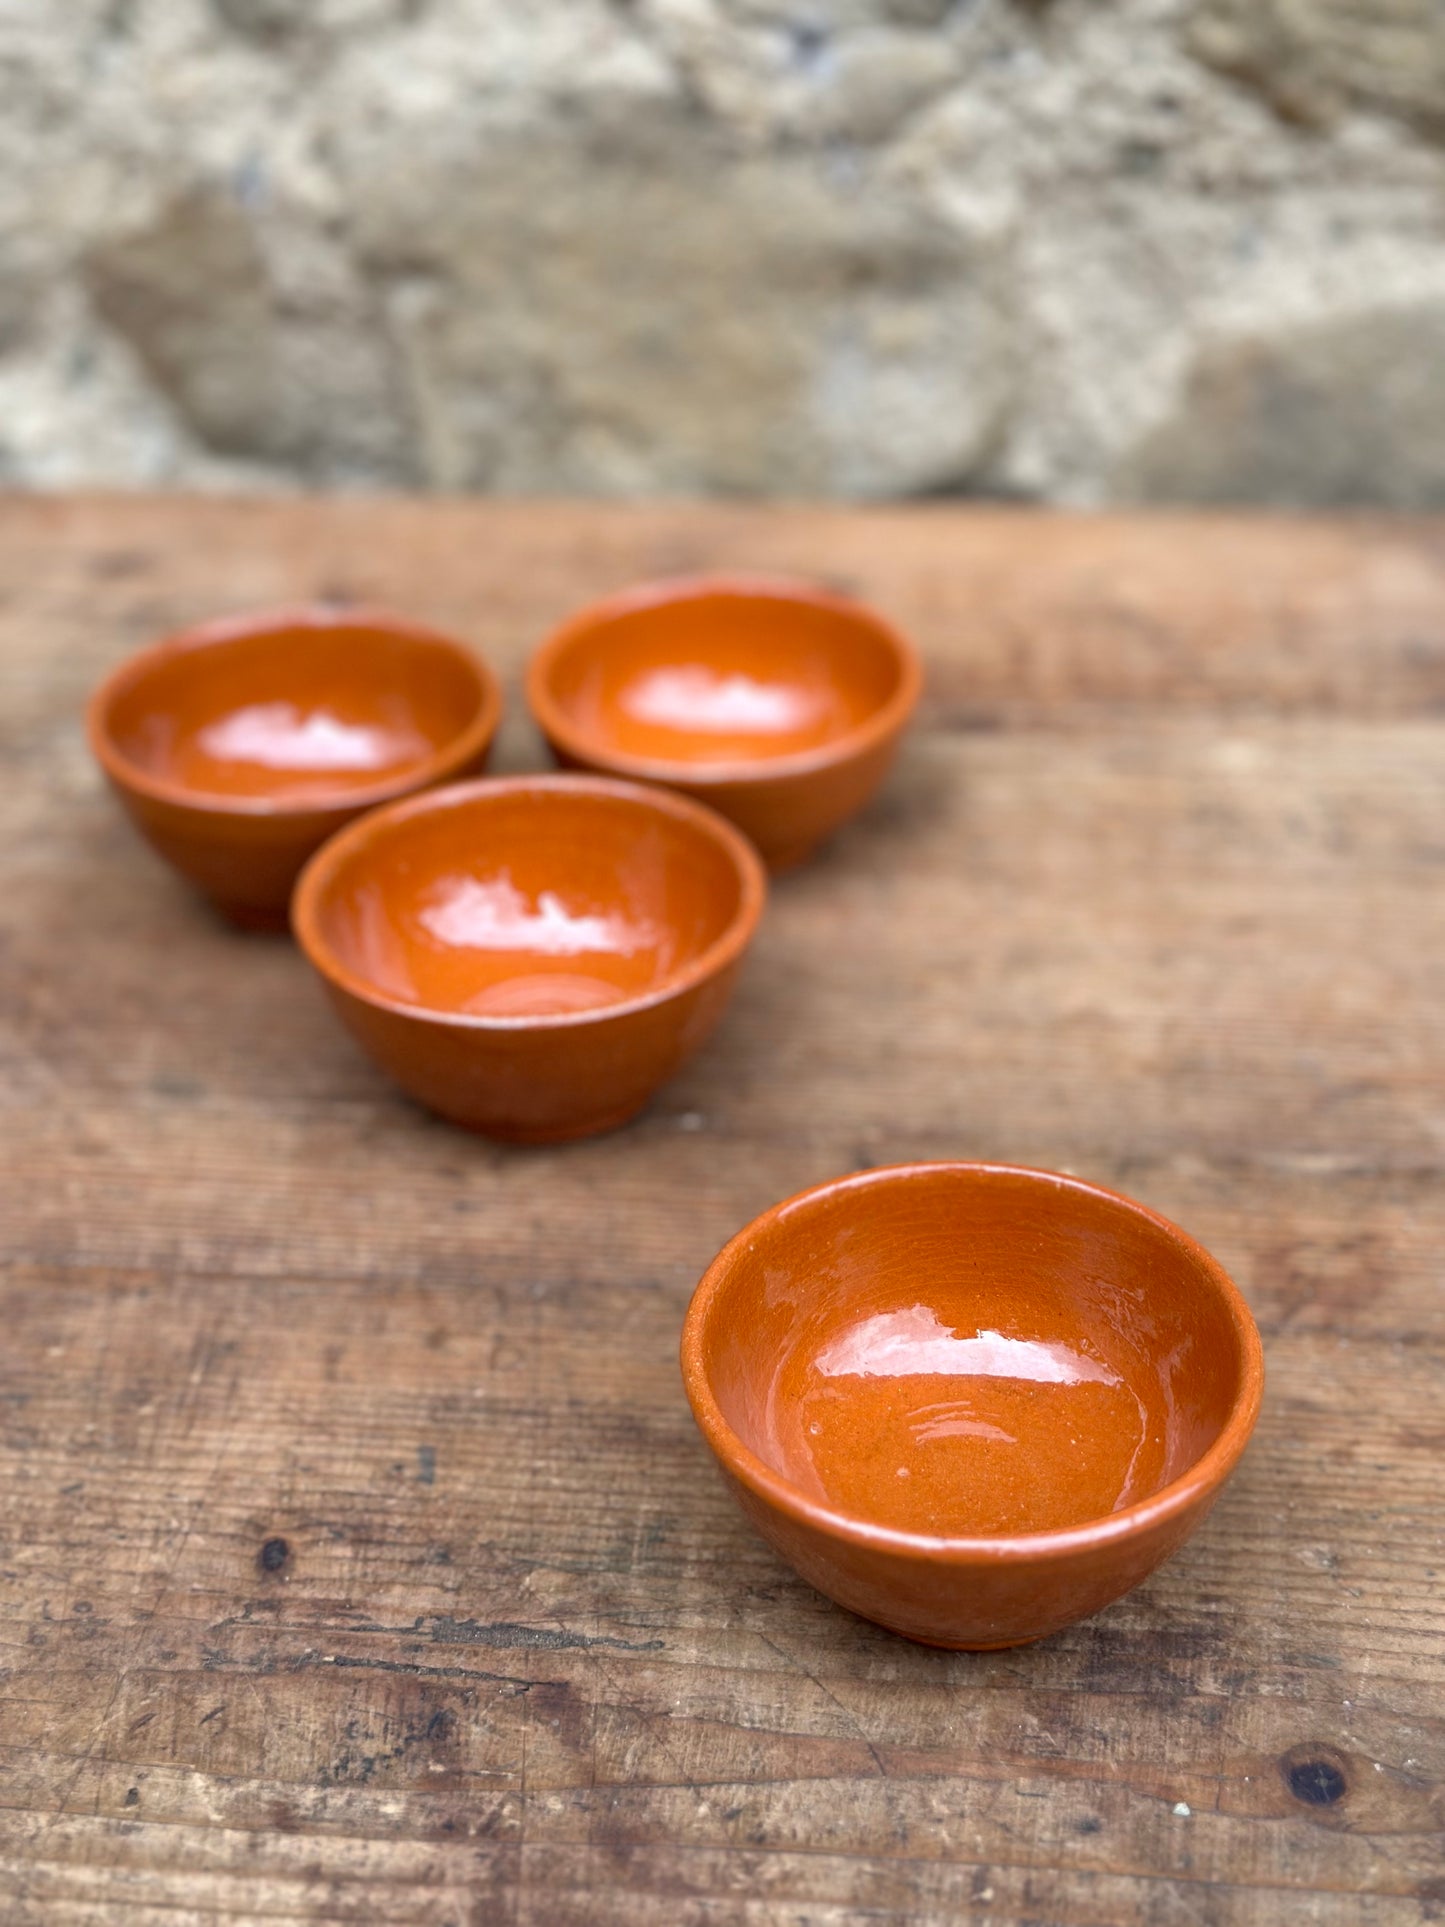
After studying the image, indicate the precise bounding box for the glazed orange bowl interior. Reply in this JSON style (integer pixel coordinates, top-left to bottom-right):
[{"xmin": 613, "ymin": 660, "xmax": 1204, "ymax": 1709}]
[
  {"xmin": 685, "ymin": 1164, "xmax": 1263, "ymax": 1545},
  {"xmin": 90, "ymin": 606, "xmax": 499, "ymax": 813},
  {"xmin": 528, "ymin": 576, "xmax": 919, "ymax": 777},
  {"xmin": 295, "ymin": 776, "xmax": 763, "ymax": 1022}
]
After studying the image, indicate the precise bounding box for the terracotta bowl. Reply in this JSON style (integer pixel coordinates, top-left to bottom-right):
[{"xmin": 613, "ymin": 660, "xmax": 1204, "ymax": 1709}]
[
  {"xmin": 682, "ymin": 1163, "xmax": 1264, "ymax": 1649},
  {"xmin": 527, "ymin": 575, "xmax": 922, "ymax": 871},
  {"xmin": 292, "ymin": 775, "xmax": 767, "ymax": 1143},
  {"xmin": 88, "ymin": 606, "xmax": 502, "ymax": 927}
]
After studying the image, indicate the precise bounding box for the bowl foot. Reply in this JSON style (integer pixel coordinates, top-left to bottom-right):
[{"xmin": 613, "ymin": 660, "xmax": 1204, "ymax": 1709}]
[
  {"xmin": 212, "ymin": 899, "xmax": 292, "ymax": 934},
  {"xmin": 761, "ymin": 838, "xmax": 822, "ymax": 874},
  {"xmin": 887, "ymin": 1629, "xmax": 1053, "ymax": 1651},
  {"xmin": 433, "ymin": 1100, "xmax": 652, "ymax": 1145}
]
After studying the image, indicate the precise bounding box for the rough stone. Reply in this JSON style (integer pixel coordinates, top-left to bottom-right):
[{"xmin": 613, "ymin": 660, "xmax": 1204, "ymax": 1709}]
[
  {"xmin": 212, "ymin": 0, "xmax": 424, "ymax": 39},
  {"xmin": 1117, "ymin": 304, "xmax": 1445, "ymax": 509},
  {"xmin": 4, "ymin": 0, "xmax": 1445, "ymax": 501},
  {"xmin": 730, "ymin": 0, "xmax": 958, "ymax": 27},
  {"xmin": 84, "ymin": 188, "xmax": 416, "ymax": 482},
  {"xmin": 213, "ymin": 0, "xmax": 305, "ymax": 39},
  {"xmin": 789, "ymin": 29, "xmax": 962, "ymax": 144},
  {"xmin": 632, "ymin": 2, "xmax": 965, "ymax": 147},
  {"xmin": 1190, "ymin": 0, "xmax": 1445, "ymax": 140},
  {"xmin": 347, "ymin": 105, "xmax": 1015, "ymax": 495}
]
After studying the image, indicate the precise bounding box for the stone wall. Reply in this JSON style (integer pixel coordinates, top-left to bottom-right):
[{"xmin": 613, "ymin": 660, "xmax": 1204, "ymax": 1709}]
[{"xmin": 6, "ymin": 0, "xmax": 1445, "ymax": 503}]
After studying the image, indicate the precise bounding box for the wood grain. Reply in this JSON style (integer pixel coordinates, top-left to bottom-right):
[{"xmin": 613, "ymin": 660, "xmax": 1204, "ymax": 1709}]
[{"xmin": 1, "ymin": 494, "xmax": 1442, "ymax": 1924}]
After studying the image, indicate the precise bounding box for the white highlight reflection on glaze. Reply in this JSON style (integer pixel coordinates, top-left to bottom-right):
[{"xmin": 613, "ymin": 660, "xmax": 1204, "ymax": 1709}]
[
  {"xmin": 622, "ymin": 666, "xmax": 823, "ymax": 735},
  {"xmin": 419, "ymin": 874, "xmax": 642, "ymax": 957},
  {"xmin": 908, "ymin": 1401, "xmax": 1016, "ymax": 1445},
  {"xmin": 198, "ymin": 702, "xmax": 417, "ymax": 771},
  {"xmin": 812, "ymin": 1305, "xmax": 1121, "ymax": 1388}
]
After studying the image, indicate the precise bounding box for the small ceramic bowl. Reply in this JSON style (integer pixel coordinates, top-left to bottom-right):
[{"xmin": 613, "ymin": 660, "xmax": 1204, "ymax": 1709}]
[
  {"xmin": 527, "ymin": 575, "xmax": 922, "ymax": 870},
  {"xmin": 292, "ymin": 774, "xmax": 767, "ymax": 1143},
  {"xmin": 88, "ymin": 605, "xmax": 502, "ymax": 927},
  {"xmin": 682, "ymin": 1163, "xmax": 1263, "ymax": 1649}
]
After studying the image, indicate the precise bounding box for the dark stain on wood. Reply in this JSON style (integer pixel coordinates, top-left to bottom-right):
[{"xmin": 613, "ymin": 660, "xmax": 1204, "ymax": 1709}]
[
  {"xmin": 1281, "ymin": 1742, "xmax": 1353, "ymax": 1808},
  {"xmin": 1286, "ymin": 1757, "xmax": 1349, "ymax": 1807}
]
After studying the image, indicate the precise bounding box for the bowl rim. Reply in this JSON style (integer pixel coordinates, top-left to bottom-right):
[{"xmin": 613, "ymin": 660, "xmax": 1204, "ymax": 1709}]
[
  {"xmin": 681, "ymin": 1160, "xmax": 1265, "ymax": 1564},
  {"xmin": 86, "ymin": 603, "xmax": 504, "ymax": 819},
  {"xmin": 526, "ymin": 572, "xmax": 924, "ymax": 787},
  {"xmin": 291, "ymin": 771, "xmax": 769, "ymax": 1034}
]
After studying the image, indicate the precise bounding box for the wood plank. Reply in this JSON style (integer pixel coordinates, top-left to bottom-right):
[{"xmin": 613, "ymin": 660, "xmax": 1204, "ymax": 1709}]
[{"xmin": 0, "ymin": 496, "xmax": 1441, "ymax": 1924}]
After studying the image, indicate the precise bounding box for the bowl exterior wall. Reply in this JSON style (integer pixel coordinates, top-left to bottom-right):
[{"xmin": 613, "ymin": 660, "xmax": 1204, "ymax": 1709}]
[
  {"xmin": 541, "ymin": 726, "xmax": 907, "ymax": 871},
  {"xmin": 322, "ymin": 959, "xmax": 743, "ymax": 1143},
  {"xmin": 105, "ymin": 743, "xmax": 496, "ymax": 921},
  {"xmin": 107, "ymin": 780, "xmax": 356, "ymax": 920},
  {"xmin": 724, "ymin": 1470, "xmax": 1222, "ymax": 1649}
]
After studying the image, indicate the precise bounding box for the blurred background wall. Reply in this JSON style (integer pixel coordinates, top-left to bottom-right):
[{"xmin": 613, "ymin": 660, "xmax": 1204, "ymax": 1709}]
[{"xmin": 5, "ymin": 0, "xmax": 1445, "ymax": 503}]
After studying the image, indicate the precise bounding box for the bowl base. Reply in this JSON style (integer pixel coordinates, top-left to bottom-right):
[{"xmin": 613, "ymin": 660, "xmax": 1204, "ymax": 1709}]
[
  {"xmin": 761, "ymin": 837, "xmax": 821, "ymax": 875},
  {"xmin": 212, "ymin": 899, "xmax": 292, "ymax": 933},
  {"xmin": 883, "ymin": 1628, "xmax": 1052, "ymax": 1652},
  {"xmin": 434, "ymin": 1099, "xmax": 652, "ymax": 1145}
]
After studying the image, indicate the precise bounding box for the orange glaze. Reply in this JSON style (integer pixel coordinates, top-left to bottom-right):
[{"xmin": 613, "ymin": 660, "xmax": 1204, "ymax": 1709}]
[
  {"xmin": 293, "ymin": 775, "xmax": 768, "ymax": 1142},
  {"xmin": 527, "ymin": 578, "xmax": 921, "ymax": 869},
  {"xmin": 543, "ymin": 593, "xmax": 895, "ymax": 769},
  {"xmin": 339, "ymin": 867, "xmax": 679, "ymax": 1018},
  {"xmin": 767, "ymin": 1302, "xmax": 1165, "ymax": 1537},
  {"xmin": 309, "ymin": 779, "xmax": 744, "ymax": 1023},
  {"xmin": 682, "ymin": 1163, "xmax": 1265, "ymax": 1648},
  {"xmin": 595, "ymin": 660, "xmax": 863, "ymax": 765},
  {"xmin": 87, "ymin": 606, "xmax": 502, "ymax": 926},
  {"xmin": 106, "ymin": 620, "xmax": 484, "ymax": 804},
  {"xmin": 162, "ymin": 700, "xmax": 433, "ymax": 800}
]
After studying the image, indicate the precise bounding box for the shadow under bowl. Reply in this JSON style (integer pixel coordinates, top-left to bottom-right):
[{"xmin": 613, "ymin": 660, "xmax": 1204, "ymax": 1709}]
[
  {"xmin": 526, "ymin": 575, "xmax": 922, "ymax": 871},
  {"xmin": 682, "ymin": 1162, "xmax": 1264, "ymax": 1649},
  {"xmin": 292, "ymin": 774, "xmax": 768, "ymax": 1143},
  {"xmin": 87, "ymin": 605, "xmax": 502, "ymax": 927}
]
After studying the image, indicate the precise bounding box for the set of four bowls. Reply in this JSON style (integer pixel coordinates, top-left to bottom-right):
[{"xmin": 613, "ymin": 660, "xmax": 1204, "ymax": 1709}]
[{"xmin": 87, "ymin": 574, "xmax": 1262, "ymax": 1650}]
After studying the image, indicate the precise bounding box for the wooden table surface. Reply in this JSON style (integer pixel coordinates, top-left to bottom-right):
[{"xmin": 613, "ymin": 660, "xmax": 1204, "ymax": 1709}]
[{"xmin": 1, "ymin": 495, "xmax": 1442, "ymax": 1925}]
